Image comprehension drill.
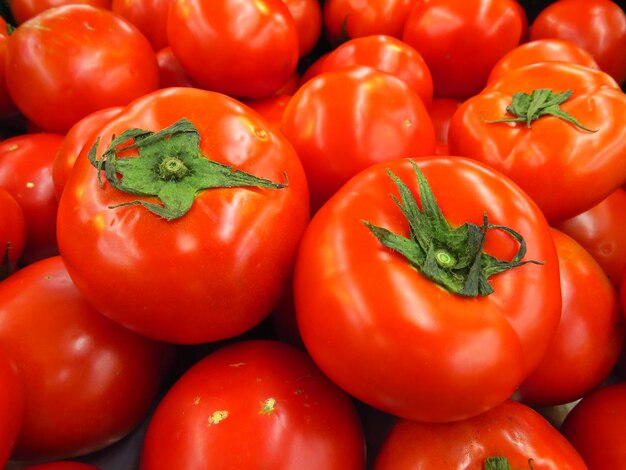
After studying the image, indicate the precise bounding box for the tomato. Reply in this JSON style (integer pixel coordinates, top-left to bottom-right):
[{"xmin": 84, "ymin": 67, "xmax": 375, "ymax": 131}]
[
  {"xmin": 0, "ymin": 256, "xmax": 173, "ymax": 461},
  {"xmin": 167, "ymin": 0, "xmax": 299, "ymax": 99},
  {"xmin": 22, "ymin": 463, "xmax": 100, "ymax": 470},
  {"xmin": 427, "ymin": 98, "xmax": 460, "ymax": 155},
  {"xmin": 10, "ymin": 0, "xmax": 112, "ymax": 24},
  {"xmin": 5, "ymin": 5, "xmax": 159, "ymax": 133},
  {"xmin": 488, "ymin": 38, "xmax": 600, "ymax": 84},
  {"xmin": 0, "ymin": 133, "xmax": 64, "ymax": 265},
  {"xmin": 294, "ymin": 156, "xmax": 561, "ymax": 422},
  {"xmin": 322, "ymin": 0, "xmax": 416, "ymax": 45},
  {"xmin": 244, "ymin": 94, "xmax": 292, "ymax": 131},
  {"xmin": 111, "ymin": 0, "xmax": 169, "ymax": 51},
  {"xmin": 402, "ymin": 0, "xmax": 527, "ymax": 99},
  {"xmin": 281, "ymin": 66, "xmax": 435, "ymax": 213},
  {"xmin": 448, "ymin": 62, "xmax": 626, "ymax": 223},
  {"xmin": 52, "ymin": 106, "xmax": 123, "ymax": 199},
  {"xmin": 155, "ymin": 47, "xmax": 196, "ymax": 88},
  {"xmin": 514, "ymin": 228, "xmax": 622, "ymax": 407},
  {"xmin": 57, "ymin": 87, "xmax": 310, "ymax": 344},
  {"xmin": 0, "ymin": 348, "xmax": 23, "ymax": 469},
  {"xmin": 314, "ymin": 34, "xmax": 434, "ymax": 106},
  {"xmin": 530, "ymin": 0, "xmax": 626, "ymax": 85},
  {"xmin": 561, "ymin": 381, "xmax": 626, "ymax": 468},
  {"xmin": 141, "ymin": 340, "xmax": 366, "ymax": 470},
  {"xmin": 374, "ymin": 400, "xmax": 587, "ymax": 469},
  {"xmin": 0, "ymin": 187, "xmax": 26, "ymax": 275},
  {"xmin": 0, "ymin": 17, "xmax": 16, "ymax": 118},
  {"xmin": 282, "ymin": 0, "xmax": 322, "ymax": 57},
  {"xmin": 554, "ymin": 188, "xmax": 626, "ymax": 288}
]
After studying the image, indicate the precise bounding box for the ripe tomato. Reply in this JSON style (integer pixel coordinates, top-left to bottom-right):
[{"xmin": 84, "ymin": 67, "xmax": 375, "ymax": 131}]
[
  {"xmin": 141, "ymin": 340, "xmax": 366, "ymax": 470},
  {"xmin": 530, "ymin": 0, "xmax": 626, "ymax": 85},
  {"xmin": 244, "ymin": 94, "xmax": 292, "ymax": 131},
  {"xmin": 0, "ymin": 256, "xmax": 173, "ymax": 461},
  {"xmin": 402, "ymin": 0, "xmax": 527, "ymax": 99},
  {"xmin": 426, "ymin": 98, "xmax": 460, "ymax": 155},
  {"xmin": 167, "ymin": 0, "xmax": 299, "ymax": 99},
  {"xmin": 448, "ymin": 62, "xmax": 626, "ymax": 222},
  {"xmin": 57, "ymin": 87, "xmax": 310, "ymax": 344},
  {"xmin": 294, "ymin": 156, "xmax": 561, "ymax": 422},
  {"xmin": 10, "ymin": 0, "xmax": 112, "ymax": 24},
  {"xmin": 111, "ymin": 0, "xmax": 169, "ymax": 51},
  {"xmin": 555, "ymin": 188, "xmax": 626, "ymax": 287},
  {"xmin": 281, "ymin": 66, "xmax": 435, "ymax": 213},
  {"xmin": 155, "ymin": 47, "xmax": 196, "ymax": 88},
  {"xmin": 0, "ymin": 133, "xmax": 64, "ymax": 265},
  {"xmin": 0, "ymin": 348, "xmax": 23, "ymax": 469},
  {"xmin": 0, "ymin": 187, "xmax": 26, "ymax": 275},
  {"xmin": 374, "ymin": 400, "xmax": 587, "ymax": 469},
  {"xmin": 282, "ymin": 0, "xmax": 322, "ymax": 57},
  {"xmin": 514, "ymin": 228, "xmax": 622, "ymax": 407},
  {"xmin": 0, "ymin": 17, "xmax": 16, "ymax": 118},
  {"xmin": 561, "ymin": 381, "xmax": 626, "ymax": 468},
  {"xmin": 5, "ymin": 5, "xmax": 159, "ymax": 133}
]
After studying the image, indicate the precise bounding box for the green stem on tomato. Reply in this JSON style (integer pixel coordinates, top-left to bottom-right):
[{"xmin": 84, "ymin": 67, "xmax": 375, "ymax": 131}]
[{"xmin": 484, "ymin": 456, "xmax": 535, "ymax": 470}]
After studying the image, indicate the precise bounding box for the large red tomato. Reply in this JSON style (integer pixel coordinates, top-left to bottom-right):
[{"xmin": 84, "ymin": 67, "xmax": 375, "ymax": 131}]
[
  {"xmin": 5, "ymin": 4, "xmax": 159, "ymax": 133},
  {"xmin": 111, "ymin": 0, "xmax": 170, "ymax": 51},
  {"xmin": 0, "ymin": 348, "xmax": 23, "ymax": 469},
  {"xmin": 282, "ymin": 0, "xmax": 322, "ymax": 57},
  {"xmin": 294, "ymin": 156, "xmax": 561, "ymax": 422},
  {"xmin": 10, "ymin": 0, "xmax": 112, "ymax": 24},
  {"xmin": 57, "ymin": 87, "xmax": 310, "ymax": 344},
  {"xmin": 167, "ymin": 0, "xmax": 299, "ymax": 99},
  {"xmin": 0, "ymin": 256, "xmax": 173, "ymax": 461},
  {"xmin": 141, "ymin": 340, "xmax": 366, "ymax": 470},
  {"xmin": 0, "ymin": 187, "xmax": 26, "ymax": 275}
]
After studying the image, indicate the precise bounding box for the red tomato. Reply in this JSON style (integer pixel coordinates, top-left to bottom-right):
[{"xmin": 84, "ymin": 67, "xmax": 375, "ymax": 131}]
[
  {"xmin": 315, "ymin": 34, "xmax": 434, "ymax": 106},
  {"xmin": 22, "ymin": 463, "xmax": 101, "ymax": 470},
  {"xmin": 167, "ymin": 0, "xmax": 299, "ymax": 99},
  {"xmin": 554, "ymin": 188, "xmax": 626, "ymax": 287},
  {"xmin": 561, "ymin": 381, "xmax": 626, "ymax": 468},
  {"xmin": 427, "ymin": 97, "xmax": 460, "ymax": 155},
  {"xmin": 448, "ymin": 62, "xmax": 626, "ymax": 222},
  {"xmin": 0, "ymin": 187, "xmax": 26, "ymax": 275},
  {"xmin": 0, "ymin": 17, "xmax": 16, "ymax": 118},
  {"xmin": 323, "ymin": 0, "xmax": 416, "ymax": 44},
  {"xmin": 244, "ymin": 94, "xmax": 292, "ymax": 131},
  {"xmin": 530, "ymin": 0, "xmax": 626, "ymax": 85},
  {"xmin": 57, "ymin": 87, "xmax": 310, "ymax": 344},
  {"xmin": 141, "ymin": 340, "xmax": 366, "ymax": 470},
  {"xmin": 0, "ymin": 133, "xmax": 64, "ymax": 265},
  {"xmin": 281, "ymin": 66, "xmax": 435, "ymax": 212},
  {"xmin": 155, "ymin": 47, "xmax": 197, "ymax": 89},
  {"xmin": 0, "ymin": 256, "xmax": 173, "ymax": 461},
  {"xmin": 514, "ymin": 228, "xmax": 622, "ymax": 407},
  {"xmin": 10, "ymin": 0, "xmax": 112, "ymax": 24},
  {"xmin": 294, "ymin": 156, "xmax": 561, "ymax": 422},
  {"xmin": 488, "ymin": 38, "xmax": 600, "ymax": 84},
  {"xmin": 111, "ymin": 0, "xmax": 169, "ymax": 51},
  {"xmin": 282, "ymin": 0, "xmax": 322, "ymax": 57},
  {"xmin": 52, "ymin": 106, "xmax": 123, "ymax": 199},
  {"xmin": 5, "ymin": 5, "xmax": 159, "ymax": 133},
  {"xmin": 402, "ymin": 0, "xmax": 527, "ymax": 99},
  {"xmin": 374, "ymin": 400, "xmax": 587, "ymax": 469},
  {"xmin": 0, "ymin": 348, "xmax": 23, "ymax": 469}
]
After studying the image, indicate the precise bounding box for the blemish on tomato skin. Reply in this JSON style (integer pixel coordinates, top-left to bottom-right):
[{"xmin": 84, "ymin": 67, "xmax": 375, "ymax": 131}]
[
  {"xmin": 208, "ymin": 410, "xmax": 229, "ymax": 425},
  {"xmin": 259, "ymin": 397, "xmax": 277, "ymax": 415},
  {"xmin": 229, "ymin": 362, "xmax": 246, "ymax": 368}
]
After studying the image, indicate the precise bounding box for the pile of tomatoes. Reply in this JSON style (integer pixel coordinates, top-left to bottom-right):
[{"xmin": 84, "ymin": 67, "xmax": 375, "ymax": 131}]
[{"xmin": 1, "ymin": 0, "xmax": 626, "ymax": 468}]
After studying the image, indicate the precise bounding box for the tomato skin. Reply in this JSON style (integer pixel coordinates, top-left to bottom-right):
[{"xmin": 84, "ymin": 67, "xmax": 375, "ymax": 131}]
[
  {"xmin": 244, "ymin": 94, "xmax": 292, "ymax": 131},
  {"xmin": 155, "ymin": 47, "xmax": 196, "ymax": 88},
  {"xmin": 0, "ymin": 348, "xmax": 23, "ymax": 469},
  {"xmin": 111, "ymin": 0, "xmax": 170, "ymax": 51},
  {"xmin": 554, "ymin": 188, "xmax": 626, "ymax": 288},
  {"xmin": 282, "ymin": 0, "xmax": 322, "ymax": 57},
  {"xmin": 10, "ymin": 0, "xmax": 112, "ymax": 24},
  {"xmin": 448, "ymin": 62, "xmax": 626, "ymax": 223},
  {"xmin": 427, "ymin": 98, "xmax": 460, "ymax": 155},
  {"xmin": 530, "ymin": 0, "xmax": 626, "ymax": 85},
  {"xmin": 514, "ymin": 228, "xmax": 622, "ymax": 407},
  {"xmin": 561, "ymin": 382, "xmax": 626, "ymax": 468},
  {"xmin": 0, "ymin": 187, "xmax": 26, "ymax": 274},
  {"xmin": 57, "ymin": 87, "xmax": 310, "ymax": 344},
  {"xmin": 5, "ymin": 5, "xmax": 159, "ymax": 133},
  {"xmin": 141, "ymin": 340, "xmax": 366, "ymax": 470},
  {"xmin": 52, "ymin": 106, "xmax": 123, "ymax": 199},
  {"xmin": 0, "ymin": 18, "xmax": 17, "ymax": 118},
  {"xmin": 487, "ymin": 38, "xmax": 600, "ymax": 84},
  {"xmin": 0, "ymin": 133, "xmax": 64, "ymax": 265},
  {"xmin": 167, "ymin": 0, "xmax": 299, "ymax": 99},
  {"xmin": 0, "ymin": 256, "xmax": 173, "ymax": 461},
  {"xmin": 294, "ymin": 156, "xmax": 561, "ymax": 422},
  {"xmin": 374, "ymin": 400, "xmax": 587, "ymax": 469},
  {"xmin": 281, "ymin": 66, "xmax": 435, "ymax": 213},
  {"xmin": 402, "ymin": 0, "xmax": 526, "ymax": 99}
]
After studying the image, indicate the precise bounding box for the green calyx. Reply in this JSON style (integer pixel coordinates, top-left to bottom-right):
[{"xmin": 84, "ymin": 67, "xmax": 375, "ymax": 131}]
[
  {"xmin": 362, "ymin": 161, "xmax": 542, "ymax": 297},
  {"xmin": 88, "ymin": 118, "xmax": 287, "ymax": 221},
  {"xmin": 484, "ymin": 456, "xmax": 535, "ymax": 470},
  {"xmin": 483, "ymin": 88, "xmax": 598, "ymax": 132}
]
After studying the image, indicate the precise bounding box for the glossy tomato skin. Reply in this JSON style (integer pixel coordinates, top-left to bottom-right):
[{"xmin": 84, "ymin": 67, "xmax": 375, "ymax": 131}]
[
  {"xmin": 244, "ymin": 94, "xmax": 292, "ymax": 132},
  {"xmin": 402, "ymin": 0, "xmax": 526, "ymax": 99},
  {"xmin": 0, "ymin": 17, "xmax": 16, "ymax": 118},
  {"xmin": 111, "ymin": 0, "xmax": 169, "ymax": 51},
  {"xmin": 561, "ymin": 382, "xmax": 626, "ymax": 468},
  {"xmin": 57, "ymin": 87, "xmax": 310, "ymax": 344},
  {"xmin": 0, "ymin": 256, "xmax": 173, "ymax": 461},
  {"xmin": 374, "ymin": 400, "xmax": 587, "ymax": 469},
  {"xmin": 52, "ymin": 106, "xmax": 123, "ymax": 199},
  {"xmin": 294, "ymin": 157, "xmax": 561, "ymax": 422},
  {"xmin": 281, "ymin": 66, "xmax": 435, "ymax": 213},
  {"xmin": 514, "ymin": 228, "xmax": 622, "ymax": 407},
  {"xmin": 167, "ymin": 0, "xmax": 299, "ymax": 99},
  {"xmin": 155, "ymin": 47, "xmax": 196, "ymax": 88},
  {"xmin": 555, "ymin": 188, "xmax": 626, "ymax": 288},
  {"xmin": 427, "ymin": 98, "xmax": 460, "ymax": 155},
  {"xmin": 10, "ymin": 0, "xmax": 112, "ymax": 24},
  {"xmin": 5, "ymin": 5, "xmax": 159, "ymax": 133},
  {"xmin": 282, "ymin": 0, "xmax": 322, "ymax": 57},
  {"xmin": 530, "ymin": 0, "xmax": 626, "ymax": 85},
  {"xmin": 141, "ymin": 340, "xmax": 366, "ymax": 470},
  {"xmin": 0, "ymin": 133, "xmax": 64, "ymax": 265},
  {"xmin": 0, "ymin": 348, "xmax": 23, "ymax": 469},
  {"xmin": 448, "ymin": 62, "xmax": 626, "ymax": 223},
  {"xmin": 0, "ymin": 187, "xmax": 26, "ymax": 274}
]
